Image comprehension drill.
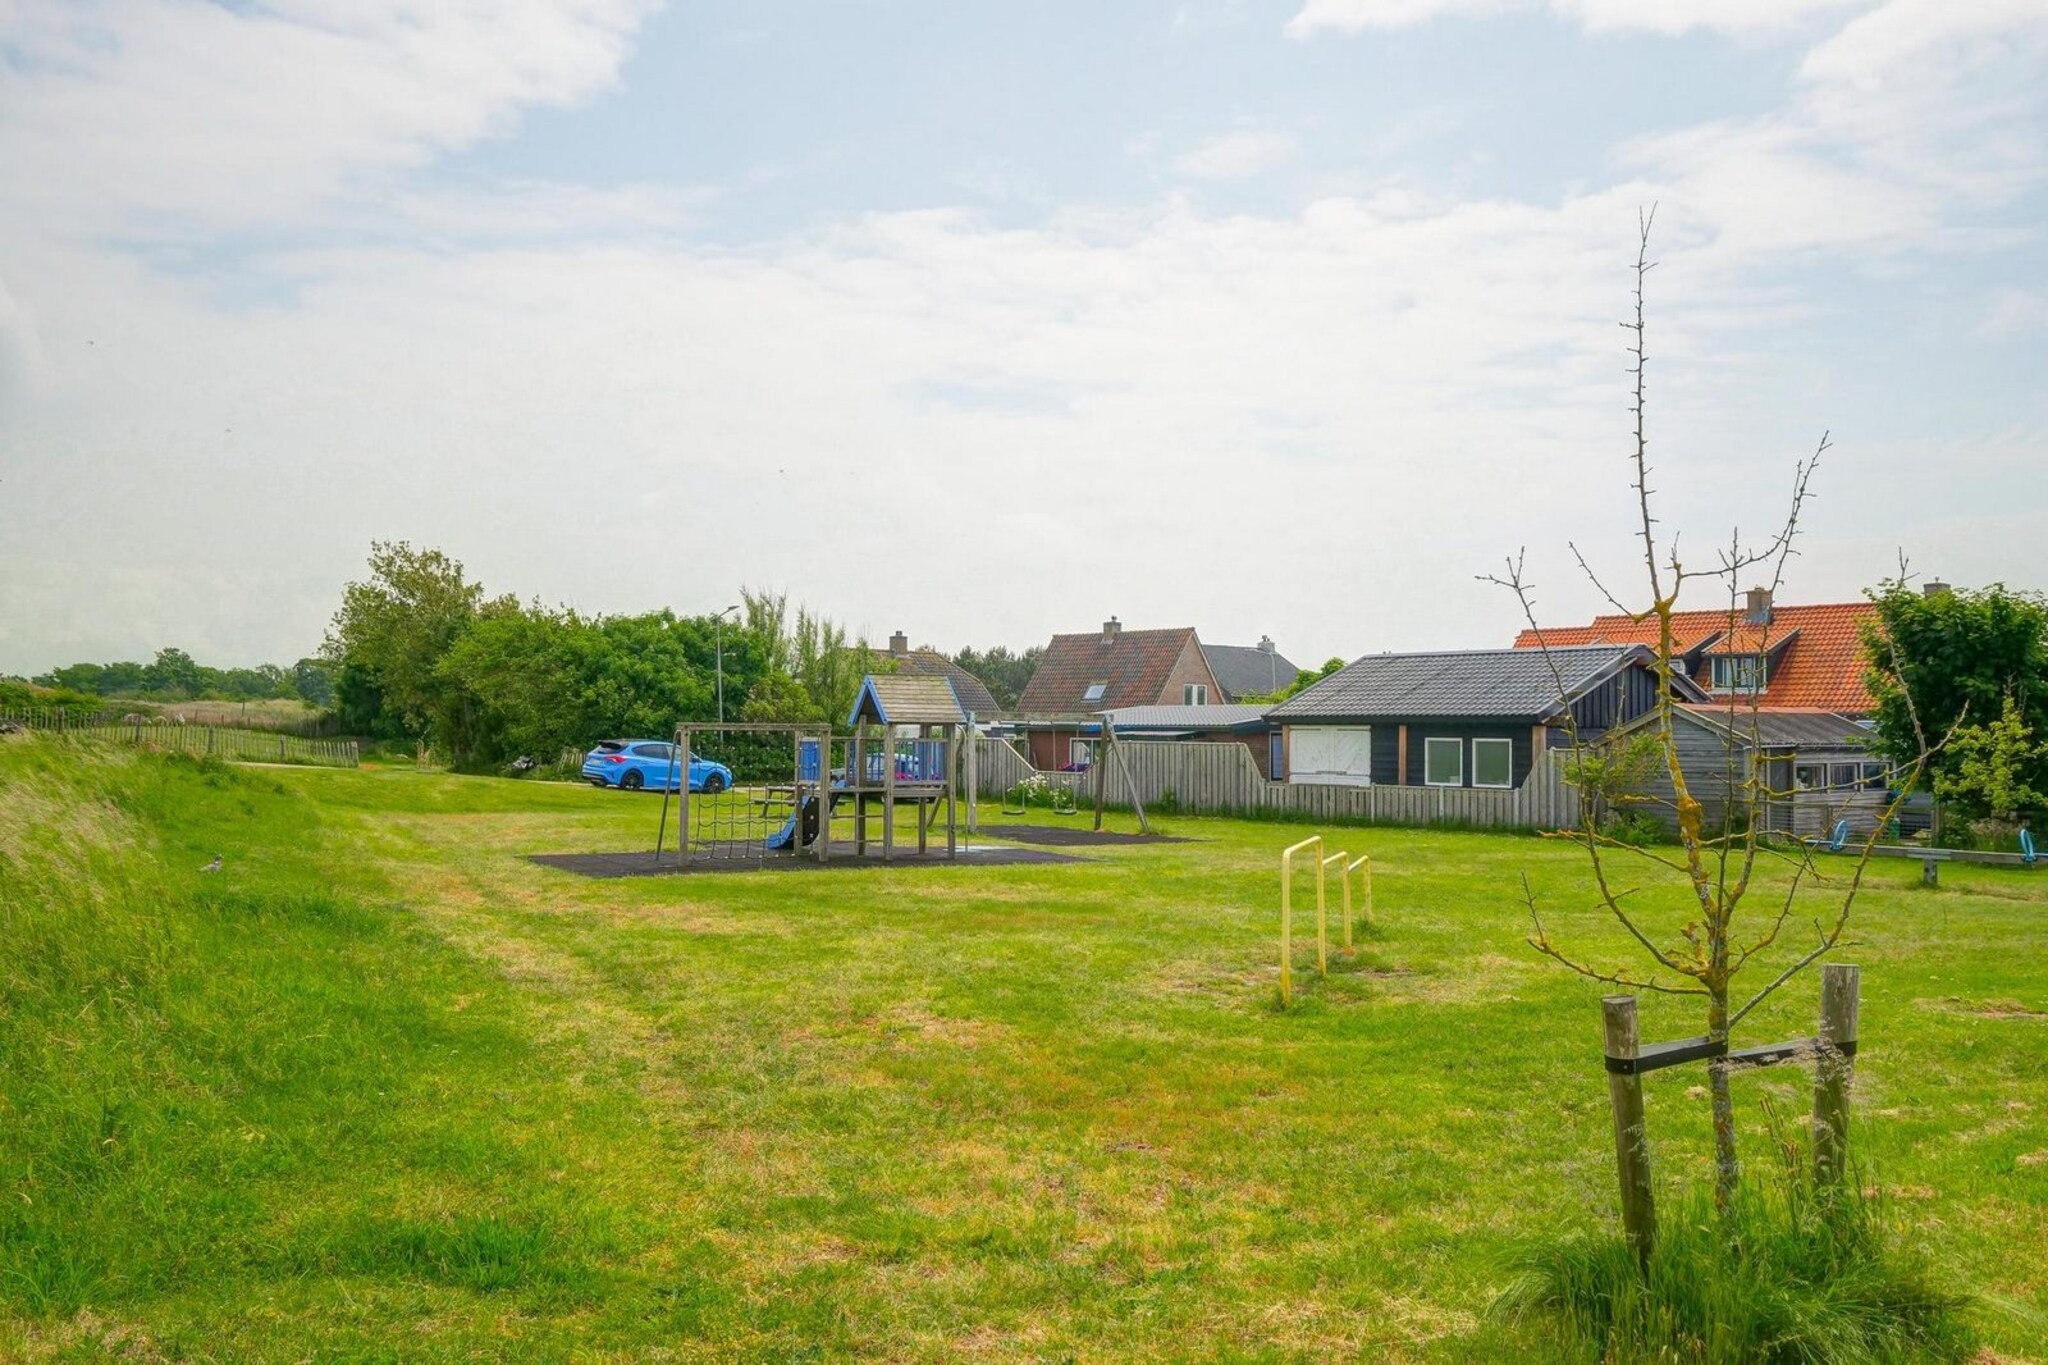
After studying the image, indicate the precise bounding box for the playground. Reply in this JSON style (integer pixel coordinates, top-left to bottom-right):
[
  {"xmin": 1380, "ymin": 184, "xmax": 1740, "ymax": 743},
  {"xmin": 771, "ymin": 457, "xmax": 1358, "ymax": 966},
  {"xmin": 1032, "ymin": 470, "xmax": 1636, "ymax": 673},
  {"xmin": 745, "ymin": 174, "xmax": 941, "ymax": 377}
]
[{"xmin": 7, "ymin": 740, "xmax": 2047, "ymax": 1359}]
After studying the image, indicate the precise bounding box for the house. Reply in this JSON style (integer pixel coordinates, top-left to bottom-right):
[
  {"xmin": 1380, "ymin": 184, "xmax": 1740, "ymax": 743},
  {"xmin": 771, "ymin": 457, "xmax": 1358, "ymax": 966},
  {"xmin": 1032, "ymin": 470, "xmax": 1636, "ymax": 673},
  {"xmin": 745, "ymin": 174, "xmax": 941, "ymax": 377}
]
[
  {"xmin": 1598, "ymin": 705, "xmax": 1890, "ymax": 839},
  {"xmin": 1266, "ymin": 645, "xmax": 1705, "ymax": 788},
  {"xmin": 1200, "ymin": 636, "xmax": 1301, "ymax": 702},
  {"xmin": 884, "ymin": 631, "xmax": 1001, "ymax": 721},
  {"xmin": 1513, "ymin": 589, "xmax": 1879, "ymax": 715},
  {"xmin": 1011, "ymin": 618, "xmax": 1224, "ymax": 770}
]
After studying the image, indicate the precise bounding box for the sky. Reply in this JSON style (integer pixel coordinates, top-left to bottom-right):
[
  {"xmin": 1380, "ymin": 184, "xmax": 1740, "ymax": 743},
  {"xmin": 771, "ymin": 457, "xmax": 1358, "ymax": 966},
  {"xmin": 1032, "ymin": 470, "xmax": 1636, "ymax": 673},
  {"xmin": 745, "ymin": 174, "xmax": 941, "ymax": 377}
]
[{"xmin": 1, "ymin": 0, "xmax": 2045, "ymax": 675}]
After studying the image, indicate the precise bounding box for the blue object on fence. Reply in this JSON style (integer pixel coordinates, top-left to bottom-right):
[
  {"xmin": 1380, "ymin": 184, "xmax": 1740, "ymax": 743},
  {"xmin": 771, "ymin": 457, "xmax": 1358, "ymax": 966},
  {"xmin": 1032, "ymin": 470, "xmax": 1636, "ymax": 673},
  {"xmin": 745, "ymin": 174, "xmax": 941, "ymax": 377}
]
[
  {"xmin": 2023, "ymin": 827, "xmax": 2038, "ymax": 865},
  {"xmin": 799, "ymin": 739, "xmax": 823, "ymax": 782}
]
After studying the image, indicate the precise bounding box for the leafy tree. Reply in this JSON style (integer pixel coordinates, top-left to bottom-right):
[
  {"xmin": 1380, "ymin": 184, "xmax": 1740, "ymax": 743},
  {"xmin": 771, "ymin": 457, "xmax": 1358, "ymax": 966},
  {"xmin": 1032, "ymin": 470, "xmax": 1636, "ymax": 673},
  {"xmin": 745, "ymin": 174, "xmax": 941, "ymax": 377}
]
[
  {"xmin": 951, "ymin": 645, "xmax": 1044, "ymax": 711},
  {"xmin": 1933, "ymin": 694, "xmax": 2048, "ymax": 822},
  {"xmin": 325, "ymin": 542, "xmax": 496, "ymax": 741},
  {"xmin": 143, "ymin": 648, "xmax": 203, "ymax": 698},
  {"xmin": 738, "ymin": 670, "xmax": 825, "ymax": 724},
  {"xmin": 291, "ymin": 657, "xmax": 335, "ymax": 706},
  {"xmin": 1863, "ymin": 578, "xmax": 2048, "ymax": 798}
]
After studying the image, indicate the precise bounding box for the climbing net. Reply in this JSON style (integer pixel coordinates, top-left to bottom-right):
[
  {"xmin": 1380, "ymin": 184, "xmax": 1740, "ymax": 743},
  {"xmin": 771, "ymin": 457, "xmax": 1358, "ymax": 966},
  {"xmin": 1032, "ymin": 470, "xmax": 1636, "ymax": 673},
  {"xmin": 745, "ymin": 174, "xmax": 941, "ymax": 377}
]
[{"xmin": 653, "ymin": 724, "xmax": 830, "ymax": 868}]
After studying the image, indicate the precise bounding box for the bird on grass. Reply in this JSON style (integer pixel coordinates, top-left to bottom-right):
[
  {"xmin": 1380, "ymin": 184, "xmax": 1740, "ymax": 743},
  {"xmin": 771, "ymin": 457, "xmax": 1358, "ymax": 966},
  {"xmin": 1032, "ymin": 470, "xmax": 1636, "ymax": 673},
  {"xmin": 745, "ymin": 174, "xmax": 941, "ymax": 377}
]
[{"xmin": 199, "ymin": 855, "xmax": 222, "ymax": 873}]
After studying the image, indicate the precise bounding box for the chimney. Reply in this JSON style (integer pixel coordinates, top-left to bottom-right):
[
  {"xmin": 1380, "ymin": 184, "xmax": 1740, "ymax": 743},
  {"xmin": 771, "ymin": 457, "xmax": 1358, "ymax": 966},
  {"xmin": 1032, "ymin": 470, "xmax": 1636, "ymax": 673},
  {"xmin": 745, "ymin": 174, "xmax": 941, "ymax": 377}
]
[
  {"xmin": 1922, "ymin": 580, "xmax": 1951, "ymax": 598},
  {"xmin": 1744, "ymin": 587, "xmax": 1773, "ymax": 626},
  {"xmin": 1257, "ymin": 635, "xmax": 1275, "ymax": 653},
  {"xmin": 1102, "ymin": 616, "xmax": 1121, "ymax": 641},
  {"xmin": 888, "ymin": 630, "xmax": 908, "ymax": 654}
]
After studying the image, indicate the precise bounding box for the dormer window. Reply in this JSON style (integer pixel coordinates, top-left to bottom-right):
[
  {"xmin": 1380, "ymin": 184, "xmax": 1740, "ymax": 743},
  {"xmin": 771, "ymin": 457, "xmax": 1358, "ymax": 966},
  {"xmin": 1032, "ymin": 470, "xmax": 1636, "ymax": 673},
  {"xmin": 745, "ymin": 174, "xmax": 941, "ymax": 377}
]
[
  {"xmin": 1709, "ymin": 654, "xmax": 1766, "ymax": 692},
  {"xmin": 1082, "ymin": 680, "xmax": 1107, "ymax": 702}
]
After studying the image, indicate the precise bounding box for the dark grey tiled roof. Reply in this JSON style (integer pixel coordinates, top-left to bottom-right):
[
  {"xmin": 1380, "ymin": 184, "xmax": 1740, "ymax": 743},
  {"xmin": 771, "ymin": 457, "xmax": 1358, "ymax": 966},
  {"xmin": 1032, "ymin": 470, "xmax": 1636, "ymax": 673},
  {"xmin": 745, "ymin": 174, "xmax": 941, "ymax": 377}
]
[
  {"xmin": 1201, "ymin": 643, "xmax": 1299, "ymax": 700},
  {"xmin": 1268, "ymin": 646, "xmax": 1650, "ymax": 722}
]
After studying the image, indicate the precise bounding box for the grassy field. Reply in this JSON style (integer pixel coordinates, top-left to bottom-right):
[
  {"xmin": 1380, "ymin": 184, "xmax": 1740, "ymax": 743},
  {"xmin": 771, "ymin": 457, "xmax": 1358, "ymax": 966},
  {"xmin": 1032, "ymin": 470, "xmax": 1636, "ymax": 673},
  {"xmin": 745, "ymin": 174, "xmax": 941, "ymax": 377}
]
[{"xmin": 2, "ymin": 736, "xmax": 2043, "ymax": 1360}]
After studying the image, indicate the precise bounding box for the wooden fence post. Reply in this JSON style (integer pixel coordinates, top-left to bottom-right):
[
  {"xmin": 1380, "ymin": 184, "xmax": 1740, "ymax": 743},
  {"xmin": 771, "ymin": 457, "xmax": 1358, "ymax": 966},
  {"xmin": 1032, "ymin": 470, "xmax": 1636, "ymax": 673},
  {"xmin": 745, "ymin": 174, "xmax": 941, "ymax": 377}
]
[
  {"xmin": 1812, "ymin": 963, "xmax": 1860, "ymax": 1190},
  {"xmin": 1602, "ymin": 995, "xmax": 1656, "ymax": 1266}
]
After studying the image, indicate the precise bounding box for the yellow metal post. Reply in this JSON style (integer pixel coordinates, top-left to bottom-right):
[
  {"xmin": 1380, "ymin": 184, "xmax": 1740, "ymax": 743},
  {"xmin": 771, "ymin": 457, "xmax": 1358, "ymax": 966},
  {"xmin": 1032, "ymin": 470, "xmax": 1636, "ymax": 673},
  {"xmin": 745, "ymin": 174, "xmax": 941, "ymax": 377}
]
[
  {"xmin": 1319, "ymin": 851, "xmax": 1344, "ymax": 976},
  {"xmin": 1339, "ymin": 856, "xmax": 1355, "ymax": 955},
  {"xmin": 1279, "ymin": 836, "xmax": 1323, "ymax": 1006},
  {"xmin": 1350, "ymin": 854, "xmax": 1373, "ymax": 929}
]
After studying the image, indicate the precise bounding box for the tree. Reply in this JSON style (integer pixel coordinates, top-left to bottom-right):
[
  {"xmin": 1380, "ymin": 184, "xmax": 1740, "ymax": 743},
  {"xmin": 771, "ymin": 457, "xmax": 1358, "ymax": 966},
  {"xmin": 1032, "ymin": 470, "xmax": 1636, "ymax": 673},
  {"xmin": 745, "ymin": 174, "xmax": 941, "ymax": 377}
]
[
  {"xmin": 1489, "ymin": 210, "xmax": 1930, "ymax": 1212},
  {"xmin": 738, "ymin": 670, "xmax": 825, "ymax": 724},
  {"xmin": 951, "ymin": 645, "xmax": 1044, "ymax": 711},
  {"xmin": 1933, "ymin": 694, "xmax": 2048, "ymax": 823},
  {"xmin": 1241, "ymin": 656, "xmax": 1345, "ymax": 705},
  {"xmin": 324, "ymin": 542, "xmax": 494, "ymax": 741},
  {"xmin": 290, "ymin": 657, "xmax": 335, "ymax": 707},
  {"xmin": 1863, "ymin": 578, "xmax": 2048, "ymax": 802},
  {"xmin": 143, "ymin": 648, "xmax": 203, "ymax": 698}
]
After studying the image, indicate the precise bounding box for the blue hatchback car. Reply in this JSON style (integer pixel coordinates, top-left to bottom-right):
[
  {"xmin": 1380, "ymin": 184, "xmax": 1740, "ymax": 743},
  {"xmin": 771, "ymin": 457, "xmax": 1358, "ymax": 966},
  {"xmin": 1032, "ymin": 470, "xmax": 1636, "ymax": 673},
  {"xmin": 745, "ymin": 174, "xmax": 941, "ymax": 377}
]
[{"xmin": 582, "ymin": 740, "xmax": 733, "ymax": 793}]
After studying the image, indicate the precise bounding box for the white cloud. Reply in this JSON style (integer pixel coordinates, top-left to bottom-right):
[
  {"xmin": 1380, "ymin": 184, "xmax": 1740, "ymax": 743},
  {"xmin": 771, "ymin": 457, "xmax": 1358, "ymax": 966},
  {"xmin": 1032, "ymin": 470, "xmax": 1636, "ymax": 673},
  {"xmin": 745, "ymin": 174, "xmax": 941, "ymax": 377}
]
[
  {"xmin": 1173, "ymin": 131, "xmax": 1301, "ymax": 180},
  {"xmin": 1979, "ymin": 289, "xmax": 2048, "ymax": 338},
  {"xmin": 0, "ymin": 0, "xmax": 652, "ymax": 235},
  {"xmin": 1288, "ymin": 0, "xmax": 1866, "ymax": 38},
  {"xmin": 0, "ymin": 0, "xmax": 2044, "ymax": 671}
]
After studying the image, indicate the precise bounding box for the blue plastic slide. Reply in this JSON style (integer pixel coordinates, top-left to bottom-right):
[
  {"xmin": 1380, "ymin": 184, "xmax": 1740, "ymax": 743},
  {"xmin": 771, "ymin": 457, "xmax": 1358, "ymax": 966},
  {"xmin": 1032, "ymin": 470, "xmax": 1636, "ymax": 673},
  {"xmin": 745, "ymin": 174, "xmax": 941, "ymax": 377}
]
[
  {"xmin": 764, "ymin": 797, "xmax": 809, "ymax": 851},
  {"xmin": 2023, "ymin": 826, "xmax": 2038, "ymax": 865}
]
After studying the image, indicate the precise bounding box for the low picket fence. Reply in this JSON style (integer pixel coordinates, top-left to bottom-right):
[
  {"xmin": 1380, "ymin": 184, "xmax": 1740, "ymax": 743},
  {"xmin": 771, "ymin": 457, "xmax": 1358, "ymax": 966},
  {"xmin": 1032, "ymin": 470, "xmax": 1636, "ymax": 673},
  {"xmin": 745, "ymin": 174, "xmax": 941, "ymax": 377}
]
[
  {"xmin": 973, "ymin": 736, "xmax": 1579, "ymax": 831},
  {"xmin": 1, "ymin": 709, "xmax": 359, "ymax": 768}
]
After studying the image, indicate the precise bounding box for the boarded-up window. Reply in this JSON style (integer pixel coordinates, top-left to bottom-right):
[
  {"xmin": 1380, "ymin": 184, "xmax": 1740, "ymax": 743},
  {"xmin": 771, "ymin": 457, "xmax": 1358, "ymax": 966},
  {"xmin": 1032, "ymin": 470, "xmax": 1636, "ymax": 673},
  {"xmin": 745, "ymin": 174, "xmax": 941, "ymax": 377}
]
[{"xmin": 1289, "ymin": 726, "xmax": 1372, "ymax": 786}]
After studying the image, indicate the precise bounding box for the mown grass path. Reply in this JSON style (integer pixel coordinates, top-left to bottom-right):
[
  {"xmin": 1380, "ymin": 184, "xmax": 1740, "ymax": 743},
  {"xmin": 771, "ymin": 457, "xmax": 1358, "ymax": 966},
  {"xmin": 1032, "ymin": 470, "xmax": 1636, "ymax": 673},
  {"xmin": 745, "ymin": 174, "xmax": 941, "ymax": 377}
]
[{"xmin": 3, "ymin": 750, "xmax": 2043, "ymax": 1359}]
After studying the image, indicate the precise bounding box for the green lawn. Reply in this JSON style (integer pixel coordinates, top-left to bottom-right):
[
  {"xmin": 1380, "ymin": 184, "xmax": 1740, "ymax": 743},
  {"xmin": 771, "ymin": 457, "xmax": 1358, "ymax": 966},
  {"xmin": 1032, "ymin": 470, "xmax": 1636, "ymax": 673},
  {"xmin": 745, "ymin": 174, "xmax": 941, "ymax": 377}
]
[{"xmin": 3, "ymin": 739, "xmax": 2043, "ymax": 1360}]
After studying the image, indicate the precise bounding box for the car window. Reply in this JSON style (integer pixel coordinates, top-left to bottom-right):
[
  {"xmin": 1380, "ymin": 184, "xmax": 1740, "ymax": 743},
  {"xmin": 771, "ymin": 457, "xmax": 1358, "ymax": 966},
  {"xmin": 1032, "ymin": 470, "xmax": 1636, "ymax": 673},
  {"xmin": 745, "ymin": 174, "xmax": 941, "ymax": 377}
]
[
  {"xmin": 593, "ymin": 741, "xmax": 626, "ymax": 753},
  {"xmin": 630, "ymin": 743, "xmax": 671, "ymax": 759}
]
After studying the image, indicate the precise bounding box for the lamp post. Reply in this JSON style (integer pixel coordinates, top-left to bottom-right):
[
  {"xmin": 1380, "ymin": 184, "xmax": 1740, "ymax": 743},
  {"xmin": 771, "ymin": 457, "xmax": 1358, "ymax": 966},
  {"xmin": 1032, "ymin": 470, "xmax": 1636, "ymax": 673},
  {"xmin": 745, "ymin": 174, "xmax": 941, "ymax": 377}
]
[{"xmin": 715, "ymin": 604, "xmax": 741, "ymax": 724}]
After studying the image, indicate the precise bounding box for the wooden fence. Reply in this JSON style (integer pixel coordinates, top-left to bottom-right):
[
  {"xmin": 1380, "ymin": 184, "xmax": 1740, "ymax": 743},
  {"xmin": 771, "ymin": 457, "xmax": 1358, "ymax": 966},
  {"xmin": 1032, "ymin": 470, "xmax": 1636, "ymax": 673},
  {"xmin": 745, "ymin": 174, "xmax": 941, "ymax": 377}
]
[
  {"xmin": 974, "ymin": 736, "xmax": 1580, "ymax": 830},
  {"xmin": 1, "ymin": 709, "xmax": 359, "ymax": 768}
]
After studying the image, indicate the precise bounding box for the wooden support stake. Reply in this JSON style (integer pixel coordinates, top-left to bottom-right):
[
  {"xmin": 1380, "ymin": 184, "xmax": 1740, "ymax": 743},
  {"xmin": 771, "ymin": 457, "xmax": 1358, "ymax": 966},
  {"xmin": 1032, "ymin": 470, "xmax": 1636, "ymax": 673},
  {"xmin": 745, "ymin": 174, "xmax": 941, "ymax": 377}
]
[
  {"xmin": 1603, "ymin": 995, "xmax": 1656, "ymax": 1266},
  {"xmin": 964, "ymin": 721, "xmax": 978, "ymax": 835},
  {"xmin": 1092, "ymin": 726, "xmax": 1109, "ymax": 831},
  {"xmin": 883, "ymin": 728, "xmax": 897, "ymax": 862},
  {"xmin": 945, "ymin": 727, "xmax": 958, "ymax": 858},
  {"xmin": 1812, "ymin": 963, "xmax": 1860, "ymax": 1190},
  {"xmin": 678, "ymin": 726, "xmax": 691, "ymax": 869},
  {"xmin": 1922, "ymin": 856, "xmax": 1939, "ymax": 887}
]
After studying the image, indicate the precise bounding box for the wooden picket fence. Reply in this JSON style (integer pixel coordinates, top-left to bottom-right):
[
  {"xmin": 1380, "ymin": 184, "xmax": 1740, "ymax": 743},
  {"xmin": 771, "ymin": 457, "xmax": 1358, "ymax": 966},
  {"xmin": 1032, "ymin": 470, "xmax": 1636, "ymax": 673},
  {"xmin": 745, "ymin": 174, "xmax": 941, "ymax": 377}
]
[
  {"xmin": 1, "ymin": 709, "xmax": 359, "ymax": 768},
  {"xmin": 974, "ymin": 736, "xmax": 1579, "ymax": 831}
]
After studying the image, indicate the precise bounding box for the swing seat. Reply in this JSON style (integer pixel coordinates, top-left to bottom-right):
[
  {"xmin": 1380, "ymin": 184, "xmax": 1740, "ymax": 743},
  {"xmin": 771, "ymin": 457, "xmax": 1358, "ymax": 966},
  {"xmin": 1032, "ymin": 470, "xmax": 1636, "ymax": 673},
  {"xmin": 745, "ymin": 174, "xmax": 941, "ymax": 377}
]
[{"xmin": 1804, "ymin": 817, "xmax": 1850, "ymax": 854}]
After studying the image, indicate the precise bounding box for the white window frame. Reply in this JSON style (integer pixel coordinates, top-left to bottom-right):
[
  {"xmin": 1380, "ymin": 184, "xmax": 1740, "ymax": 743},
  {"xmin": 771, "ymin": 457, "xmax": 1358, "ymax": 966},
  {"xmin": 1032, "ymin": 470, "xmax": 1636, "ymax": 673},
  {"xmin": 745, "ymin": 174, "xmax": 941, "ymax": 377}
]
[
  {"xmin": 1287, "ymin": 726, "xmax": 1372, "ymax": 786},
  {"xmin": 1472, "ymin": 737, "xmax": 1513, "ymax": 789},
  {"xmin": 1710, "ymin": 653, "xmax": 1767, "ymax": 692},
  {"xmin": 1423, "ymin": 737, "xmax": 1463, "ymax": 787},
  {"xmin": 1082, "ymin": 680, "xmax": 1107, "ymax": 702},
  {"xmin": 1068, "ymin": 737, "xmax": 1094, "ymax": 768},
  {"xmin": 1183, "ymin": 683, "xmax": 1208, "ymax": 705}
]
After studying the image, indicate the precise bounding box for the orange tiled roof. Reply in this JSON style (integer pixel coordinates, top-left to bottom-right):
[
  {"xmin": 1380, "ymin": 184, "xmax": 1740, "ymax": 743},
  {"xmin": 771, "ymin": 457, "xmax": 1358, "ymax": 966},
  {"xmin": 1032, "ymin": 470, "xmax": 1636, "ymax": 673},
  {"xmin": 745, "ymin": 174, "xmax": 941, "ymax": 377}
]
[{"xmin": 1514, "ymin": 601, "xmax": 1879, "ymax": 711}]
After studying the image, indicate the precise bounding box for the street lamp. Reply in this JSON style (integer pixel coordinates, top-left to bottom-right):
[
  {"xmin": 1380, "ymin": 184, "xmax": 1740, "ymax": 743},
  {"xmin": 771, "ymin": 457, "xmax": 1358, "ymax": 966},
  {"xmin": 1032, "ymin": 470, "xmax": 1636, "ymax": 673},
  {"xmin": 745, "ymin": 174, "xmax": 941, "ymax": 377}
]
[{"xmin": 715, "ymin": 604, "xmax": 741, "ymax": 724}]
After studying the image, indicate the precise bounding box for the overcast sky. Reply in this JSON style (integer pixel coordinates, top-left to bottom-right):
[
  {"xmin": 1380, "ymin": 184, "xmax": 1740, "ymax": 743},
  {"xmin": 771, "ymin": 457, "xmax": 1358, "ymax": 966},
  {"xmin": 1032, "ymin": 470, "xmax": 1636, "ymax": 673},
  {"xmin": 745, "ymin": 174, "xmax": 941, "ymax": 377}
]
[{"xmin": 2, "ymin": 0, "xmax": 2044, "ymax": 675}]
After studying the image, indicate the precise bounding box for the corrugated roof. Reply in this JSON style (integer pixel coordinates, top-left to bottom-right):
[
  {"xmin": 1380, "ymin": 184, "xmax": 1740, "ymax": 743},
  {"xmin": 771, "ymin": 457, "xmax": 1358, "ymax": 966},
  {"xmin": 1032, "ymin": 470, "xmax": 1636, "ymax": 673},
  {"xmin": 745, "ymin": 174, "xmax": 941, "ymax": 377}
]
[
  {"xmin": 1515, "ymin": 601, "xmax": 1878, "ymax": 711},
  {"xmin": 849, "ymin": 674, "xmax": 965, "ymax": 727},
  {"xmin": 1200, "ymin": 643, "xmax": 1299, "ymax": 700},
  {"xmin": 1103, "ymin": 704, "xmax": 1271, "ymax": 732},
  {"xmin": 1269, "ymin": 645, "xmax": 1661, "ymax": 722},
  {"xmin": 1677, "ymin": 706, "xmax": 1875, "ymax": 750},
  {"xmin": 1016, "ymin": 627, "xmax": 1211, "ymax": 715}
]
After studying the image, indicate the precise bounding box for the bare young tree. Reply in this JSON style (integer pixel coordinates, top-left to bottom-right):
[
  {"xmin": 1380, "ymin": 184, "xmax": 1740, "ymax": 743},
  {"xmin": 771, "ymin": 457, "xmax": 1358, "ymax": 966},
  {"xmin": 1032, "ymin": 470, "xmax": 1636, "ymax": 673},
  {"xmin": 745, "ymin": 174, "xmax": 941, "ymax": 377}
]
[{"xmin": 1486, "ymin": 208, "xmax": 1935, "ymax": 1208}]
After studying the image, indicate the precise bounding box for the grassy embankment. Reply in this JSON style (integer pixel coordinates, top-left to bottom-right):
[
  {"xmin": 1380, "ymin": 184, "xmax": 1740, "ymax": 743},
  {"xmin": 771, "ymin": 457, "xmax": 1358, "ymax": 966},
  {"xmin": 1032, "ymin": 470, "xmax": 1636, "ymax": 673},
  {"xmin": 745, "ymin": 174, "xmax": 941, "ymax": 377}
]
[{"xmin": 2, "ymin": 735, "xmax": 2043, "ymax": 1359}]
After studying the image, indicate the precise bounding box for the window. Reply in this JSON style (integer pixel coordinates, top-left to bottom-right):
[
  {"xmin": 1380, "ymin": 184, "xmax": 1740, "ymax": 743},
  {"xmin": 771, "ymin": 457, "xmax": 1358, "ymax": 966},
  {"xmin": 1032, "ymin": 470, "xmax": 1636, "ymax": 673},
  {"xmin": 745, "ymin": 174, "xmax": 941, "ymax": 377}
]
[
  {"xmin": 1269, "ymin": 731, "xmax": 1286, "ymax": 781},
  {"xmin": 1288, "ymin": 726, "xmax": 1371, "ymax": 786},
  {"xmin": 1830, "ymin": 762, "xmax": 1862, "ymax": 790},
  {"xmin": 1472, "ymin": 738, "xmax": 1513, "ymax": 788},
  {"xmin": 1183, "ymin": 683, "xmax": 1208, "ymax": 705},
  {"xmin": 1709, "ymin": 654, "xmax": 1767, "ymax": 692},
  {"xmin": 1068, "ymin": 737, "xmax": 1094, "ymax": 768},
  {"xmin": 630, "ymin": 743, "xmax": 672, "ymax": 760},
  {"xmin": 1082, "ymin": 680, "xmax": 1107, "ymax": 702},
  {"xmin": 1794, "ymin": 763, "xmax": 1826, "ymax": 791},
  {"xmin": 1423, "ymin": 737, "xmax": 1463, "ymax": 787}
]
